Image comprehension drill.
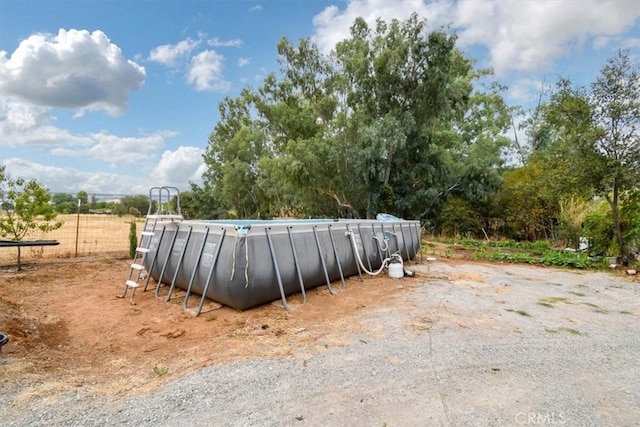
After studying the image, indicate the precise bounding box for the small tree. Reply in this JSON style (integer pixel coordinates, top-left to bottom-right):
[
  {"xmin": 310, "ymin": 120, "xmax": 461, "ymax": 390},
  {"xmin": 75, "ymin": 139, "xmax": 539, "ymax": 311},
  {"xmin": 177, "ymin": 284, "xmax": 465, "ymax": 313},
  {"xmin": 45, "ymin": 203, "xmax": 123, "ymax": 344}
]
[{"xmin": 0, "ymin": 166, "xmax": 63, "ymax": 270}]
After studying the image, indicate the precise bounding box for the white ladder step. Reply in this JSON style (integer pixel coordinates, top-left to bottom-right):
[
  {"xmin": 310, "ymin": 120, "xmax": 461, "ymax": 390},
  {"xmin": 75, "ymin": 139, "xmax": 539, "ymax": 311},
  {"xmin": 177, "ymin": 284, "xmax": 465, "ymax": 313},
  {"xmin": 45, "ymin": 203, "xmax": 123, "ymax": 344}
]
[
  {"xmin": 125, "ymin": 280, "xmax": 140, "ymax": 288},
  {"xmin": 131, "ymin": 263, "xmax": 145, "ymax": 271},
  {"xmin": 136, "ymin": 247, "xmax": 150, "ymax": 253},
  {"xmin": 141, "ymin": 231, "xmax": 155, "ymax": 236}
]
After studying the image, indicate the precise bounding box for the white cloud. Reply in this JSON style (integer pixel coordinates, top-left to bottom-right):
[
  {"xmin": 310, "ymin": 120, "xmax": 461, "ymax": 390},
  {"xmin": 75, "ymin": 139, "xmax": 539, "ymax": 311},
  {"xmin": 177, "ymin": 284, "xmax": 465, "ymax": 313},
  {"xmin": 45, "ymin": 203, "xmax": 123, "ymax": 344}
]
[
  {"xmin": 0, "ymin": 97, "xmax": 94, "ymax": 148},
  {"xmin": 2, "ymin": 157, "xmax": 150, "ymax": 194},
  {"xmin": 148, "ymin": 37, "xmax": 201, "ymax": 65},
  {"xmin": 310, "ymin": 0, "xmax": 640, "ymax": 76},
  {"xmin": 249, "ymin": 5, "xmax": 263, "ymax": 12},
  {"xmin": 311, "ymin": 0, "xmax": 448, "ymax": 55},
  {"xmin": 0, "ymin": 96, "xmax": 175, "ymax": 167},
  {"xmin": 50, "ymin": 130, "xmax": 176, "ymax": 167},
  {"xmin": 506, "ymin": 77, "xmax": 550, "ymax": 104},
  {"xmin": 238, "ymin": 57, "xmax": 250, "ymax": 67},
  {"xmin": 151, "ymin": 146, "xmax": 205, "ymax": 188},
  {"xmin": 2, "ymin": 144, "xmax": 200, "ymax": 194},
  {"xmin": 0, "ymin": 28, "xmax": 145, "ymax": 116},
  {"xmin": 207, "ymin": 37, "xmax": 243, "ymax": 47},
  {"xmin": 453, "ymin": 0, "xmax": 640, "ymax": 75},
  {"xmin": 187, "ymin": 50, "xmax": 231, "ymax": 92}
]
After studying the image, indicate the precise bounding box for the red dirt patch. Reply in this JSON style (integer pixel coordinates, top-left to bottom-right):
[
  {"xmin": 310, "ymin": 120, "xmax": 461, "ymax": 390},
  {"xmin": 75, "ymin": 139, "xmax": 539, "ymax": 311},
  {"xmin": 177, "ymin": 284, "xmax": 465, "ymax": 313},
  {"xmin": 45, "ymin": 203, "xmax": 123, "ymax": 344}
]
[{"xmin": 0, "ymin": 254, "xmax": 429, "ymax": 399}]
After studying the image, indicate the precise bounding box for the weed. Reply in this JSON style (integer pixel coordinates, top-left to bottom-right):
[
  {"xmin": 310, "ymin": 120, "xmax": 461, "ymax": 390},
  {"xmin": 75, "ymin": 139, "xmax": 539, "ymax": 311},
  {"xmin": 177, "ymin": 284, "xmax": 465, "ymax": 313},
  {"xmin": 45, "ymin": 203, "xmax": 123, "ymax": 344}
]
[
  {"xmin": 568, "ymin": 291, "xmax": 586, "ymax": 297},
  {"xmin": 537, "ymin": 302, "xmax": 555, "ymax": 308},
  {"xmin": 560, "ymin": 327, "xmax": 581, "ymax": 335},
  {"xmin": 537, "ymin": 297, "xmax": 569, "ymax": 307},
  {"xmin": 619, "ymin": 310, "xmax": 633, "ymax": 315},
  {"xmin": 582, "ymin": 302, "xmax": 599, "ymax": 308},
  {"xmin": 506, "ymin": 309, "xmax": 531, "ymax": 317},
  {"xmin": 545, "ymin": 328, "xmax": 558, "ymax": 333},
  {"xmin": 235, "ymin": 318, "xmax": 246, "ymax": 327},
  {"xmin": 295, "ymin": 416, "xmax": 304, "ymax": 421},
  {"xmin": 206, "ymin": 315, "xmax": 217, "ymax": 322},
  {"xmin": 153, "ymin": 364, "xmax": 168, "ymax": 376}
]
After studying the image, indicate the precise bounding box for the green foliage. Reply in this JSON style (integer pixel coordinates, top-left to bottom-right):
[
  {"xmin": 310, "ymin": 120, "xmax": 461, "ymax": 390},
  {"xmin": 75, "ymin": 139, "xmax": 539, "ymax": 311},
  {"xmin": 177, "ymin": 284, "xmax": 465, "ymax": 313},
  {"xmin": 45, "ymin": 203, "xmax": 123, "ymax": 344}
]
[
  {"xmin": 197, "ymin": 13, "xmax": 509, "ymax": 223},
  {"xmin": 437, "ymin": 197, "xmax": 482, "ymax": 237},
  {"xmin": 113, "ymin": 195, "xmax": 150, "ymax": 217},
  {"xmin": 52, "ymin": 193, "xmax": 75, "ymax": 213},
  {"xmin": 544, "ymin": 50, "xmax": 640, "ymax": 264},
  {"xmin": 497, "ymin": 160, "xmax": 558, "ymax": 241},
  {"xmin": 556, "ymin": 197, "xmax": 590, "ymax": 249},
  {"xmin": 0, "ymin": 165, "xmax": 63, "ymax": 270},
  {"xmin": 621, "ymin": 189, "xmax": 640, "ymax": 258},
  {"xmin": 129, "ymin": 221, "xmax": 138, "ymax": 259},
  {"xmin": 582, "ymin": 201, "xmax": 614, "ymax": 256}
]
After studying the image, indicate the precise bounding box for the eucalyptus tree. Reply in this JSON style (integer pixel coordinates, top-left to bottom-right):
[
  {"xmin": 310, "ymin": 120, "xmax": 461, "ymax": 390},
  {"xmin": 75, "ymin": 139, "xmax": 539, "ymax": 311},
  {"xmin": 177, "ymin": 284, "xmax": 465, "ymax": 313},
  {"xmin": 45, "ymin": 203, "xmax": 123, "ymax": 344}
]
[
  {"xmin": 202, "ymin": 90, "xmax": 268, "ymax": 218},
  {"xmin": 199, "ymin": 13, "xmax": 510, "ymax": 222},
  {"xmin": 250, "ymin": 38, "xmax": 358, "ymax": 217},
  {"xmin": 335, "ymin": 13, "xmax": 509, "ymax": 220}
]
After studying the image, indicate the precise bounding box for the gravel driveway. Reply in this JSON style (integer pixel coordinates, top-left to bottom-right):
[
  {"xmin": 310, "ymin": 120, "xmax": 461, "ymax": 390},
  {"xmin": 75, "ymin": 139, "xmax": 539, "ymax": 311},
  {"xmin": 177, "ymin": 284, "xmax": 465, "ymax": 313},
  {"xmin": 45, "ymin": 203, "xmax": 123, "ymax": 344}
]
[{"xmin": 2, "ymin": 261, "xmax": 639, "ymax": 426}]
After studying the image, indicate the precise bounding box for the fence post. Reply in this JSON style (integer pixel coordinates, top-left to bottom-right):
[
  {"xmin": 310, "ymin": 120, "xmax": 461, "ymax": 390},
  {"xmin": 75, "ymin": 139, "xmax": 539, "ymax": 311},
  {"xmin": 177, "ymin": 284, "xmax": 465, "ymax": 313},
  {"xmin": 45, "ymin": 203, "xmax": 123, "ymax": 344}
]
[{"xmin": 75, "ymin": 199, "xmax": 80, "ymax": 257}]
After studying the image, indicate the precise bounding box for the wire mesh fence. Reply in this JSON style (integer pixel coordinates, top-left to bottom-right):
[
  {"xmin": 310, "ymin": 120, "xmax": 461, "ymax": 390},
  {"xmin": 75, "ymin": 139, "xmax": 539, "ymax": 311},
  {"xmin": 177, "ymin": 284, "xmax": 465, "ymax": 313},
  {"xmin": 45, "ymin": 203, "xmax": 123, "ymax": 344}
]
[{"xmin": 0, "ymin": 214, "xmax": 144, "ymax": 264}]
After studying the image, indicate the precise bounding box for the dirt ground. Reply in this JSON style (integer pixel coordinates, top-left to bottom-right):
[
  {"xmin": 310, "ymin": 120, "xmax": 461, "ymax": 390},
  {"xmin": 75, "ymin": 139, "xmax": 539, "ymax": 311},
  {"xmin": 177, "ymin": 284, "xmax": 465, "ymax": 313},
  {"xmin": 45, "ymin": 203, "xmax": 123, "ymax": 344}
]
[
  {"xmin": 1, "ymin": 243, "xmax": 637, "ymax": 409},
  {"xmin": 0, "ymin": 250, "xmax": 433, "ymax": 401}
]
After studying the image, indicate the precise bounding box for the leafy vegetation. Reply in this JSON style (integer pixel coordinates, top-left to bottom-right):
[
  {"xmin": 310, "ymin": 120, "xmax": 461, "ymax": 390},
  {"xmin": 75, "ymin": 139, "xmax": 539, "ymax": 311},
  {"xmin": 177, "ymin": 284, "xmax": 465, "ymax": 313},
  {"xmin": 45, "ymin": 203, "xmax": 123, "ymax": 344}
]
[
  {"xmin": 0, "ymin": 165, "xmax": 63, "ymax": 270},
  {"xmin": 5, "ymin": 16, "xmax": 639, "ymax": 268}
]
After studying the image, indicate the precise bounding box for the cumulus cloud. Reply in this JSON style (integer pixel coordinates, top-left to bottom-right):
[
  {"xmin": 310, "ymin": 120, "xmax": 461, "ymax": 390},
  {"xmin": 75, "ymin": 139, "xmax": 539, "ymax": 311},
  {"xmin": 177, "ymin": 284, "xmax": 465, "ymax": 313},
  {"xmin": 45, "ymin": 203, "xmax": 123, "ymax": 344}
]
[
  {"xmin": 50, "ymin": 130, "xmax": 176, "ymax": 167},
  {"xmin": 2, "ymin": 157, "xmax": 150, "ymax": 194},
  {"xmin": 0, "ymin": 97, "xmax": 94, "ymax": 148},
  {"xmin": 151, "ymin": 146, "xmax": 205, "ymax": 188},
  {"xmin": 0, "ymin": 28, "xmax": 145, "ymax": 116},
  {"xmin": 311, "ymin": 0, "xmax": 448, "ymax": 54},
  {"xmin": 2, "ymin": 143, "xmax": 200, "ymax": 194},
  {"xmin": 453, "ymin": 0, "xmax": 640, "ymax": 75},
  {"xmin": 238, "ymin": 57, "xmax": 250, "ymax": 67},
  {"xmin": 187, "ymin": 50, "xmax": 231, "ymax": 92},
  {"xmin": 310, "ymin": 0, "xmax": 640, "ymax": 76},
  {"xmin": 148, "ymin": 37, "xmax": 201, "ymax": 65}
]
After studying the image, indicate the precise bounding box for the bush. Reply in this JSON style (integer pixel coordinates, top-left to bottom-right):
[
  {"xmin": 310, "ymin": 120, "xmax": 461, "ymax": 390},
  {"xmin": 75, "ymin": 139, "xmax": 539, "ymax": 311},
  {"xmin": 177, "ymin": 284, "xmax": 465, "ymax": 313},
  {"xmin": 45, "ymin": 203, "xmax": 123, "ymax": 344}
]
[
  {"xmin": 437, "ymin": 198, "xmax": 482, "ymax": 238},
  {"xmin": 582, "ymin": 201, "xmax": 614, "ymax": 256},
  {"xmin": 129, "ymin": 221, "xmax": 138, "ymax": 259}
]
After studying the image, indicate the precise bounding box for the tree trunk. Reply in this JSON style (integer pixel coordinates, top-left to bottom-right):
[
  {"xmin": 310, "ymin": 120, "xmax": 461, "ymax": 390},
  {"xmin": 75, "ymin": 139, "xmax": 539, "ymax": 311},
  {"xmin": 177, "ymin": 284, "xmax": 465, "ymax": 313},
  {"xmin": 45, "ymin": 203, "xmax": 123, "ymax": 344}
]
[
  {"xmin": 17, "ymin": 246, "xmax": 22, "ymax": 272},
  {"xmin": 606, "ymin": 186, "xmax": 629, "ymax": 265}
]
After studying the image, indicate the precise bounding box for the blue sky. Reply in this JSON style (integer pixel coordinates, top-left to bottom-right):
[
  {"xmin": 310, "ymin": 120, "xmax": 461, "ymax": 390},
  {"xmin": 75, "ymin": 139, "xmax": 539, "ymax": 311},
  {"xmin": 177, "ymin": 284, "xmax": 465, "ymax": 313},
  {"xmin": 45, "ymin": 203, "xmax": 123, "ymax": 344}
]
[{"xmin": 2, "ymin": 0, "xmax": 639, "ymax": 196}]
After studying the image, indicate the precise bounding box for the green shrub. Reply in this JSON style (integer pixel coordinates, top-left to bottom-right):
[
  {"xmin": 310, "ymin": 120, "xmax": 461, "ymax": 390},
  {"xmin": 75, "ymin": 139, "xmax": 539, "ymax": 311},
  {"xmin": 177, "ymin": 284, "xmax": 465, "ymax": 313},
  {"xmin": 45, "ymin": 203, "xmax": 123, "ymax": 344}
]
[
  {"xmin": 582, "ymin": 201, "xmax": 614, "ymax": 256},
  {"xmin": 129, "ymin": 221, "xmax": 138, "ymax": 259},
  {"xmin": 437, "ymin": 197, "xmax": 482, "ymax": 238}
]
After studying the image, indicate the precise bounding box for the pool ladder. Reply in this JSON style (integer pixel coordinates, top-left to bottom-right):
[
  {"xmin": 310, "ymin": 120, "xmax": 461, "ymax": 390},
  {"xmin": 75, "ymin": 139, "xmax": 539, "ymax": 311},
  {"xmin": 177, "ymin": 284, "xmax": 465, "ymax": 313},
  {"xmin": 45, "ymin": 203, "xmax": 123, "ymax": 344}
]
[{"xmin": 118, "ymin": 186, "xmax": 183, "ymax": 303}]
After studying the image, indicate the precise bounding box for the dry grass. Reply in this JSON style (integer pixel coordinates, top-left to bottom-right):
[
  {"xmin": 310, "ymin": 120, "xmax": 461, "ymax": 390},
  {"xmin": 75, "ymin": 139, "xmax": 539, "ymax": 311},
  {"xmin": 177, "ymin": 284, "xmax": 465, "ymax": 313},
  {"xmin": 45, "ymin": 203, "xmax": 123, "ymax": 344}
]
[{"xmin": 0, "ymin": 214, "xmax": 144, "ymax": 263}]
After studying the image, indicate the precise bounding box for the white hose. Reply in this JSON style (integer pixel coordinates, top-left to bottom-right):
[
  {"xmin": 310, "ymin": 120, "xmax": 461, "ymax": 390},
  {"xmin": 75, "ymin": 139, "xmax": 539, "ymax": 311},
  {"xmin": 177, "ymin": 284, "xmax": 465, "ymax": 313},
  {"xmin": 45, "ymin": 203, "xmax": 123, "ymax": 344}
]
[{"xmin": 347, "ymin": 231, "xmax": 391, "ymax": 276}]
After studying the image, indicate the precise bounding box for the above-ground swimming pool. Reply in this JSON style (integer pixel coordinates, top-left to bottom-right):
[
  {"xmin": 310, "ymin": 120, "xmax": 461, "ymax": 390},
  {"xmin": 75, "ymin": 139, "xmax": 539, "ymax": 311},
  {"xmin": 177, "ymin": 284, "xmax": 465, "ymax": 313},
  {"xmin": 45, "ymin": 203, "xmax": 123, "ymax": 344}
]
[{"xmin": 121, "ymin": 188, "xmax": 421, "ymax": 313}]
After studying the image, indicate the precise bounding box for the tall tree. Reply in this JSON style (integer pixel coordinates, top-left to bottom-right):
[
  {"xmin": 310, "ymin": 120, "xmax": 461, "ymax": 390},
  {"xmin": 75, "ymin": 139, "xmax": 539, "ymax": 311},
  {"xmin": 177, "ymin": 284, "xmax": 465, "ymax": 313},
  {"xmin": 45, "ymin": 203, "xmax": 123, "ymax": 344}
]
[
  {"xmin": 198, "ymin": 13, "xmax": 509, "ymax": 223},
  {"xmin": 546, "ymin": 50, "xmax": 640, "ymax": 264}
]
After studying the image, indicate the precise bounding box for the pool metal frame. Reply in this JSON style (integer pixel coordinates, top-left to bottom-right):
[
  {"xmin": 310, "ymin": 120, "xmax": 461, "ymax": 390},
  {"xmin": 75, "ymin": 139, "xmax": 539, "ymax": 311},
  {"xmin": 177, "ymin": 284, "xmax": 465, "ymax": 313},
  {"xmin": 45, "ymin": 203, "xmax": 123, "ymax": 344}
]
[{"xmin": 119, "ymin": 187, "xmax": 422, "ymax": 314}]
